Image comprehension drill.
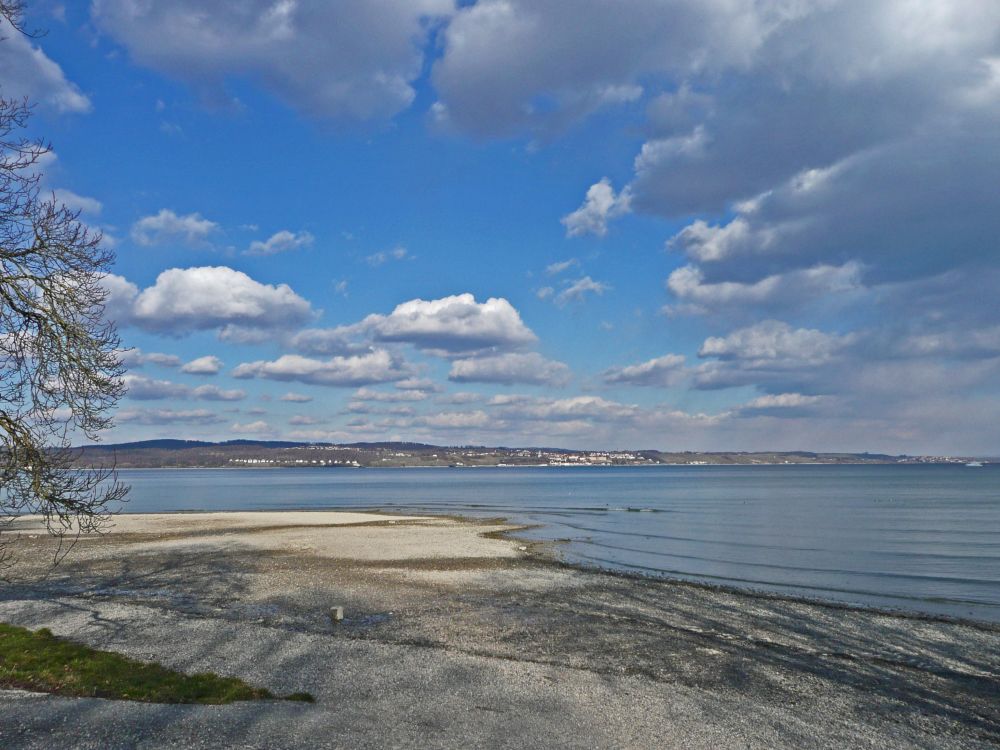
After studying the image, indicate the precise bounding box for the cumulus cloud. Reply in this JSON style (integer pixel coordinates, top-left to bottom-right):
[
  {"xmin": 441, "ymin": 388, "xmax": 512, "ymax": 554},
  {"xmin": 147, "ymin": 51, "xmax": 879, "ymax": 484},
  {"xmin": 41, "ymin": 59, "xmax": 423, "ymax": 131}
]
[
  {"xmin": 181, "ymin": 355, "xmax": 223, "ymax": 375},
  {"xmin": 123, "ymin": 374, "xmax": 189, "ymax": 401},
  {"xmin": 693, "ymin": 320, "xmax": 856, "ymax": 393},
  {"xmin": 366, "ymin": 293, "xmax": 537, "ymax": 355},
  {"xmin": 665, "ymin": 263, "xmax": 863, "ymax": 315},
  {"xmin": 92, "ymin": 0, "xmax": 452, "ymax": 122},
  {"xmin": 119, "ymin": 266, "xmax": 314, "ymax": 337},
  {"xmin": 698, "ymin": 321, "xmax": 853, "ymax": 366},
  {"xmin": 561, "ymin": 179, "xmax": 631, "ymax": 237},
  {"xmin": 433, "ymin": 0, "xmax": 765, "ymax": 136},
  {"xmin": 232, "ymin": 350, "xmax": 409, "ymax": 387},
  {"xmin": 131, "ymin": 209, "xmax": 219, "ymax": 247},
  {"xmin": 490, "ymin": 394, "xmax": 638, "ymax": 422},
  {"xmin": 288, "ymin": 326, "xmax": 368, "ymax": 356},
  {"xmin": 668, "ymin": 217, "xmax": 761, "ymax": 263},
  {"xmin": 123, "ymin": 374, "xmax": 245, "ymax": 402},
  {"xmin": 246, "ymin": 229, "xmax": 314, "ymax": 256},
  {"xmin": 100, "ymin": 273, "xmax": 141, "ymax": 325},
  {"xmin": 602, "ymin": 354, "xmax": 687, "ymax": 387},
  {"xmin": 0, "ymin": 15, "xmax": 91, "ymax": 113},
  {"xmin": 449, "ymin": 352, "xmax": 571, "ymax": 386}
]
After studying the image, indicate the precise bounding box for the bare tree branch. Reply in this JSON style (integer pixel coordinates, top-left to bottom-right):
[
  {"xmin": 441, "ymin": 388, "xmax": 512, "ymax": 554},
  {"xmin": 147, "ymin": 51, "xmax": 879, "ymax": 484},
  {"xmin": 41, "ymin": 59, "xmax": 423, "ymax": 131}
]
[{"xmin": 1, "ymin": 0, "xmax": 128, "ymax": 567}]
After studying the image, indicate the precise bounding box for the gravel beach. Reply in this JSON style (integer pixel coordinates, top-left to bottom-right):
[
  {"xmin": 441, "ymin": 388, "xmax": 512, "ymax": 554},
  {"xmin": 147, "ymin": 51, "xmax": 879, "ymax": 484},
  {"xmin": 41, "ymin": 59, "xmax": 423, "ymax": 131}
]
[{"xmin": 1, "ymin": 511, "xmax": 998, "ymax": 749}]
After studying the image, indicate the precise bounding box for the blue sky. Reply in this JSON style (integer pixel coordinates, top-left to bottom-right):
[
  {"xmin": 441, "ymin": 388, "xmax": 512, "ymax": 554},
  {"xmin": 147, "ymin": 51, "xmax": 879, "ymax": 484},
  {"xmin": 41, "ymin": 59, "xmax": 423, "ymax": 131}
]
[{"xmin": 3, "ymin": 1, "xmax": 999, "ymax": 453}]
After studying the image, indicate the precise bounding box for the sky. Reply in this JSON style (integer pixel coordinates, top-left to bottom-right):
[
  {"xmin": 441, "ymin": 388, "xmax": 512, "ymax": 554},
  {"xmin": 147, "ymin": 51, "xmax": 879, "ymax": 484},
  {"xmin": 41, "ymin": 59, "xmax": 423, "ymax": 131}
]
[{"xmin": 2, "ymin": 0, "xmax": 999, "ymax": 453}]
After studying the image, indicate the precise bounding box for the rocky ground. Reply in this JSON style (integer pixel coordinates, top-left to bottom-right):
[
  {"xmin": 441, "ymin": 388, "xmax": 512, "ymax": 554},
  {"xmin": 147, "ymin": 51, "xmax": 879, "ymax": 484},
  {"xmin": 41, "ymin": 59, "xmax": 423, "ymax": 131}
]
[{"xmin": 1, "ymin": 511, "xmax": 998, "ymax": 749}]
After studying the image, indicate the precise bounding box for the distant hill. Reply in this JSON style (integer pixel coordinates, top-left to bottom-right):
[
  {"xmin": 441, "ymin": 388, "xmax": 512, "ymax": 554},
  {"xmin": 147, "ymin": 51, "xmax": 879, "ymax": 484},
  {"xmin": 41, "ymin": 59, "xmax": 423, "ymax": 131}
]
[{"xmin": 65, "ymin": 439, "xmax": 977, "ymax": 469}]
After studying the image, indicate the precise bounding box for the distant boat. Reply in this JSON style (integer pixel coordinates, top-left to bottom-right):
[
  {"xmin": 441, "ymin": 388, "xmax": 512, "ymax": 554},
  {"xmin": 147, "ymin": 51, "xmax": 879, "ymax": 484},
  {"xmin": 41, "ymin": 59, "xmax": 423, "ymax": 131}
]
[{"xmin": 966, "ymin": 461, "xmax": 984, "ymax": 467}]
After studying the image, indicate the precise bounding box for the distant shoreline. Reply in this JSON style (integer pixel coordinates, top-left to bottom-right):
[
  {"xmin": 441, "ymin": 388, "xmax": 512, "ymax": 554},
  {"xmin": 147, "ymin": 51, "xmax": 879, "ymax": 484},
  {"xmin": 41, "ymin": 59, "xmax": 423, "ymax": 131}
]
[{"xmin": 98, "ymin": 461, "xmax": 991, "ymax": 470}]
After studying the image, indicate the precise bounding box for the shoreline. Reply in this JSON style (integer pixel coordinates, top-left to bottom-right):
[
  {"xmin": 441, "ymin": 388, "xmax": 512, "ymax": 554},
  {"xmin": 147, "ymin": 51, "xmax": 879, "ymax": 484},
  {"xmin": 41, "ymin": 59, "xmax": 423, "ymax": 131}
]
[
  {"xmin": 100, "ymin": 506, "xmax": 1000, "ymax": 630},
  {"xmin": 3, "ymin": 510, "xmax": 998, "ymax": 748},
  {"xmin": 93, "ymin": 461, "xmax": 991, "ymax": 469}
]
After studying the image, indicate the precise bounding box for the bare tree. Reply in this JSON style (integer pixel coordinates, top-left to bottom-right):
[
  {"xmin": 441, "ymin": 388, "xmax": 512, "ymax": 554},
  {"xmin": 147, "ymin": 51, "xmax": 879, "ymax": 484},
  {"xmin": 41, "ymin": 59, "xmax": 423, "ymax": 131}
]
[{"xmin": 1, "ymin": 1, "xmax": 127, "ymax": 565}]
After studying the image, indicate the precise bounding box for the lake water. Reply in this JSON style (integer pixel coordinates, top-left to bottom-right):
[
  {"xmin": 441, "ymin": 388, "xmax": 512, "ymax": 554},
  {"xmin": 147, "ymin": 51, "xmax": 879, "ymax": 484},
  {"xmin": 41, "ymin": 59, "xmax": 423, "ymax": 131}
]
[{"xmin": 114, "ymin": 464, "xmax": 1000, "ymax": 623}]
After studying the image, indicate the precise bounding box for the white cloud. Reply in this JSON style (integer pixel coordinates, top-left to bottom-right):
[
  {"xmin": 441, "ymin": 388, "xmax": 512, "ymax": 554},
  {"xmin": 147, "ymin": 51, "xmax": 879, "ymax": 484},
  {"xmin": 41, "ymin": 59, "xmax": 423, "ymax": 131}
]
[
  {"xmin": 554, "ymin": 276, "xmax": 610, "ymax": 307},
  {"xmin": 419, "ymin": 410, "xmax": 490, "ymax": 429},
  {"xmin": 561, "ymin": 179, "xmax": 631, "ymax": 237},
  {"xmin": 395, "ymin": 377, "xmax": 441, "ymax": 392},
  {"xmin": 433, "ymin": 0, "xmax": 766, "ymax": 136},
  {"xmin": 126, "ymin": 266, "xmax": 314, "ymax": 336},
  {"xmin": 699, "ymin": 321, "xmax": 853, "ymax": 367},
  {"xmin": 449, "ymin": 352, "xmax": 571, "ymax": 386},
  {"xmin": 365, "ymin": 245, "xmax": 409, "ymax": 266},
  {"xmin": 131, "ymin": 209, "xmax": 219, "ymax": 247},
  {"xmin": 117, "ymin": 408, "xmax": 225, "ymax": 425},
  {"xmin": 367, "ymin": 293, "xmax": 537, "ymax": 355},
  {"xmin": 289, "ymin": 415, "xmax": 325, "ymax": 426},
  {"xmin": 53, "ymin": 189, "xmax": 103, "ymax": 215},
  {"xmin": 246, "ymin": 229, "xmax": 314, "ymax": 256},
  {"xmin": 231, "ymin": 420, "xmax": 272, "ymax": 435},
  {"xmin": 352, "ymin": 387, "xmax": 429, "ymax": 403},
  {"xmin": 692, "ymin": 321, "xmax": 856, "ymax": 393},
  {"xmin": 0, "ymin": 16, "xmax": 91, "ymax": 113},
  {"xmin": 123, "ymin": 374, "xmax": 189, "ymax": 401},
  {"xmin": 602, "ymin": 354, "xmax": 687, "ymax": 387},
  {"xmin": 232, "ymin": 350, "xmax": 409, "ymax": 387},
  {"xmin": 92, "ymin": 0, "xmax": 452, "ymax": 122},
  {"xmin": 118, "ymin": 349, "xmax": 181, "ymax": 368},
  {"xmin": 665, "ymin": 263, "xmax": 863, "ymax": 314},
  {"xmin": 181, "ymin": 355, "xmax": 223, "ymax": 375},
  {"xmin": 100, "ymin": 273, "xmax": 141, "ymax": 326},
  {"xmin": 545, "ymin": 259, "xmax": 578, "ymax": 276},
  {"xmin": 123, "ymin": 374, "xmax": 245, "ymax": 402},
  {"xmin": 191, "ymin": 384, "xmax": 245, "ymax": 402},
  {"xmin": 279, "ymin": 392, "xmax": 313, "ymax": 403},
  {"xmin": 289, "ymin": 326, "xmax": 367, "ymax": 356},
  {"xmin": 668, "ymin": 218, "xmax": 763, "ymax": 263},
  {"xmin": 738, "ymin": 393, "xmax": 825, "ymax": 415},
  {"xmin": 437, "ymin": 391, "xmax": 482, "ymax": 405},
  {"xmin": 490, "ymin": 394, "xmax": 638, "ymax": 422}
]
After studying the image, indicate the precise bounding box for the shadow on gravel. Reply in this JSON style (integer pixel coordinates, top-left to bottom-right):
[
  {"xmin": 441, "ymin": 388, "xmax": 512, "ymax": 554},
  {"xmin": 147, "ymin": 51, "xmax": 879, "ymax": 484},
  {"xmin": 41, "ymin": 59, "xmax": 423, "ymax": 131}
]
[
  {"xmin": 340, "ymin": 564, "xmax": 1000, "ymax": 743},
  {"xmin": 3, "ymin": 545, "xmax": 999, "ymax": 746}
]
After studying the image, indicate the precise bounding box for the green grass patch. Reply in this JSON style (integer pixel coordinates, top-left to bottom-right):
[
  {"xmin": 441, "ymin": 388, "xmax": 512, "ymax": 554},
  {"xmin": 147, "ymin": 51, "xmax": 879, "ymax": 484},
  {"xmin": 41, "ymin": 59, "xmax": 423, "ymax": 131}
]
[{"xmin": 0, "ymin": 622, "xmax": 314, "ymax": 704}]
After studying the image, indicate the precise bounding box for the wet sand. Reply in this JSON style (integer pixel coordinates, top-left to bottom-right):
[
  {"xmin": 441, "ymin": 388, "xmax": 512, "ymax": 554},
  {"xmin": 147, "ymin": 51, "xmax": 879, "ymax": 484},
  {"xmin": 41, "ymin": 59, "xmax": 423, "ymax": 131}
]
[{"xmin": 1, "ymin": 511, "xmax": 998, "ymax": 749}]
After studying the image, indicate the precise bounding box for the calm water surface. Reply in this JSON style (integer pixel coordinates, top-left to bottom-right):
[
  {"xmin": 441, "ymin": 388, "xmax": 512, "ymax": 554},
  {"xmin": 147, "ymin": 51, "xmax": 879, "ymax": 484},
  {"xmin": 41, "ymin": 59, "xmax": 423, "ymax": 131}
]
[{"xmin": 115, "ymin": 464, "xmax": 1000, "ymax": 622}]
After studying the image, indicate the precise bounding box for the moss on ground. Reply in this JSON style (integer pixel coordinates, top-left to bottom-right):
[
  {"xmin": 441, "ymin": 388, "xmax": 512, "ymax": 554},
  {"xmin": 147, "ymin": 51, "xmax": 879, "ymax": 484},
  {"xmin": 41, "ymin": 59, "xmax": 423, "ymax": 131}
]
[{"xmin": 0, "ymin": 622, "xmax": 314, "ymax": 704}]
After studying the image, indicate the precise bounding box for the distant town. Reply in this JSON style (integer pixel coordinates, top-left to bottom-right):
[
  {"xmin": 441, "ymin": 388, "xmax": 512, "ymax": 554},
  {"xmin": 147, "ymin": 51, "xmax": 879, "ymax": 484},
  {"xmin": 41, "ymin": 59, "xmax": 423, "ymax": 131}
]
[{"xmin": 71, "ymin": 440, "xmax": 992, "ymax": 470}]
